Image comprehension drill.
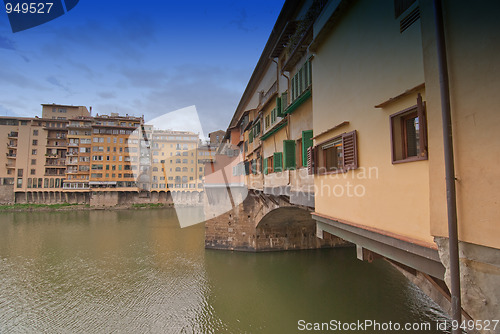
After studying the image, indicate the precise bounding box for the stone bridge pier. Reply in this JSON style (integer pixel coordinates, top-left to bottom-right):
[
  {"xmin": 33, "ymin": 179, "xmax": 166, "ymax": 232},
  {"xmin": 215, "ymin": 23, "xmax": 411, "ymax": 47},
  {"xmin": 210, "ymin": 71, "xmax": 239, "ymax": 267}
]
[{"xmin": 204, "ymin": 187, "xmax": 349, "ymax": 251}]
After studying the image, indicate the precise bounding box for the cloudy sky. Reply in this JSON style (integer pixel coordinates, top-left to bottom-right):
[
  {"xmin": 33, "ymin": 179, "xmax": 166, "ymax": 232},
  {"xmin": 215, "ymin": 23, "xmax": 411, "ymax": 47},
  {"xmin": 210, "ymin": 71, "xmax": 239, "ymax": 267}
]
[{"xmin": 0, "ymin": 0, "xmax": 285, "ymax": 134}]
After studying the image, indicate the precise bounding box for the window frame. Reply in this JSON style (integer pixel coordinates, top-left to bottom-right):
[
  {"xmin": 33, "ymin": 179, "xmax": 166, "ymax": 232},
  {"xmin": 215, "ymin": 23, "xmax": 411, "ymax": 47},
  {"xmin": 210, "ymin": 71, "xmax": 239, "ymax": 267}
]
[
  {"xmin": 311, "ymin": 130, "xmax": 358, "ymax": 175},
  {"xmin": 390, "ymin": 94, "xmax": 427, "ymax": 164}
]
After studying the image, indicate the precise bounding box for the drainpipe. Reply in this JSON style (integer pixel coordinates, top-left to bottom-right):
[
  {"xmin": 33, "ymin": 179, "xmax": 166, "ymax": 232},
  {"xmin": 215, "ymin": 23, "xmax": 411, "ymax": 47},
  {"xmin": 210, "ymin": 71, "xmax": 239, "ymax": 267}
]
[{"xmin": 432, "ymin": 0, "xmax": 461, "ymax": 329}]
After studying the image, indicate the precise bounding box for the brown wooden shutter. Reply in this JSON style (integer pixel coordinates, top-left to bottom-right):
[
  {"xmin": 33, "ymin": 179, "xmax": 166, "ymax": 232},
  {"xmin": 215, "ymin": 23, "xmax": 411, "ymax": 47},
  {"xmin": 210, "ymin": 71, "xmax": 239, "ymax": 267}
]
[
  {"xmin": 417, "ymin": 93, "xmax": 427, "ymax": 157},
  {"xmin": 307, "ymin": 146, "xmax": 316, "ymax": 175},
  {"xmin": 342, "ymin": 130, "xmax": 358, "ymax": 170}
]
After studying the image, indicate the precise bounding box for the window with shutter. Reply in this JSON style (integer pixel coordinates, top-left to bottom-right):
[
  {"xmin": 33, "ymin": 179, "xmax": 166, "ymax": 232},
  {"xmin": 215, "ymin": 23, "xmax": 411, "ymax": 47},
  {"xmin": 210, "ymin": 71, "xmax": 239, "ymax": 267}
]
[
  {"xmin": 244, "ymin": 161, "xmax": 250, "ymax": 175},
  {"xmin": 307, "ymin": 60, "xmax": 312, "ymax": 87},
  {"xmin": 276, "ymin": 96, "xmax": 281, "ymax": 116},
  {"xmin": 278, "ymin": 92, "xmax": 287, "ymax": 117},
  {"xmin": 390, "ymin": 94, "xmax": 428, "ymax": 163},
  {"xmin": 290, "ymin": 61, "xmax": 312, "ymax": 105},
  {"xmin": 263, "ymin": 157, "xmax": 268, "ymax": 175},
  {"xmin": 313, "ymin": 130, "xmax": 358, "ymax": 174},
  {"xmin": 249, "ymin": 129, "xmax": 253, "ymax": 143},
  {"xmin": 254, "ymin": 121, "xmax": 261, "ymax": 136},
  {"xmin": 298, "ymin": 68, "xmax": 303, "ymax": 93},
  {"xmin": 302, "ymin": 130, "xmax": 313, "ymax": 167},
  {"xmin": 283, "ymin": 140, "xmax": 296, "ymax": 170},
  {"xmin": 273, "ymin": 152, "xmax": 283, "ymax": 172}
]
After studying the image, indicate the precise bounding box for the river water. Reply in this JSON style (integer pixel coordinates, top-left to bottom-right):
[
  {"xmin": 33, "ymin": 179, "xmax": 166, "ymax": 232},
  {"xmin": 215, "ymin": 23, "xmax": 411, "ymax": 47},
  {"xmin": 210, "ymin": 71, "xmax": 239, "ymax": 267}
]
[{"xmin": 0, "ymin": 208, "xmax": 449, "ymax": 333}]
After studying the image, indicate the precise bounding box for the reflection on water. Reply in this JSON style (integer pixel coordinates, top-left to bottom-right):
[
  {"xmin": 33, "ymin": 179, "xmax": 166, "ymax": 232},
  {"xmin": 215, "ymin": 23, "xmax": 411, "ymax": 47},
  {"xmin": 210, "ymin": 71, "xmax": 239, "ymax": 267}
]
[{"xmin": 0, "ymin": 208, "xmax": 448, "ymax": 333}]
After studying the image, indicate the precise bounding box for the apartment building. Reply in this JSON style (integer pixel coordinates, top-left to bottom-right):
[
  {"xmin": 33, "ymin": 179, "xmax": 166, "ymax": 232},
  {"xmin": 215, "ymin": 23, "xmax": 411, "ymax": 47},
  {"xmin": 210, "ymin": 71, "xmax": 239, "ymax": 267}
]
[
  {"xmin": 0, "ymin": 105, "xmax": 217, "ymax": 205},
  {"xmin": 88, "ymin": 114, "xmax": 142, "ymax": 191},
  {"xmin": 149, "ymin": 130, "xmax": 200, "ymax": 191},
  {"xmin": 65, "ymin": 116, "xmax": 93, "ymax": 190}
]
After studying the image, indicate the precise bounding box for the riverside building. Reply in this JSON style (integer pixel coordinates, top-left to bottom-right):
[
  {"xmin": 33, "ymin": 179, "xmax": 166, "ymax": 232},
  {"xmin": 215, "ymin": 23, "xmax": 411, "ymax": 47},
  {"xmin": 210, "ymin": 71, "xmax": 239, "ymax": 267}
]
[
  {"xmin": 207, "ymin": 0, "xmax": 500, "ymax": 324},
  {"xmin": 0, "ymin": 104, "xmax": 215, "ymax": 206}
]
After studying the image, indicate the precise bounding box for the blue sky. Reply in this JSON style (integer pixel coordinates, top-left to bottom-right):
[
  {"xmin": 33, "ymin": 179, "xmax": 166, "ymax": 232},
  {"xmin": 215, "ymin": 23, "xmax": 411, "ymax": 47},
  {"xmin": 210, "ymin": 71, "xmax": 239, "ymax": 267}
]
[{"xmin": 0, "ymin": 0, "xmax": 285, "ymax": 133}]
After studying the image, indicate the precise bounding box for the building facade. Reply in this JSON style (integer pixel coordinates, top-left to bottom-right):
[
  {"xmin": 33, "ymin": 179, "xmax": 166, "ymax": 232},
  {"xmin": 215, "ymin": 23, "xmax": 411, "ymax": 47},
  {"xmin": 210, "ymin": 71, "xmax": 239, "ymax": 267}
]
[
  {"xmin": 0, "ymin": 104, "xmax": 217, "ymax": 206},
  {"xmin": 212, "ymin": 0, "xmax": 500, "ymax": 323}
]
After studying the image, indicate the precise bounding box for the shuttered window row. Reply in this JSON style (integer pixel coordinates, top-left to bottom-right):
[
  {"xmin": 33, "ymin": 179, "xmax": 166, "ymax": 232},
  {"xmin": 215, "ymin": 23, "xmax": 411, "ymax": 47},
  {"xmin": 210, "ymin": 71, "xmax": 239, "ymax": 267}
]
[{"xmin": 291, "ymin": 60, "xmax": 312, "ymax": 102}]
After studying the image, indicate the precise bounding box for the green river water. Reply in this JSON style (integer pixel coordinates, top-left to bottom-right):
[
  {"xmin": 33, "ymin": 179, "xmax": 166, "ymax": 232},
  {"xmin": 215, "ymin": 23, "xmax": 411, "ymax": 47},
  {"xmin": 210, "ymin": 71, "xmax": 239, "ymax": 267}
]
[{"xmin": 0, "ymin": 208, "xmax": 450, "ymax": 333}]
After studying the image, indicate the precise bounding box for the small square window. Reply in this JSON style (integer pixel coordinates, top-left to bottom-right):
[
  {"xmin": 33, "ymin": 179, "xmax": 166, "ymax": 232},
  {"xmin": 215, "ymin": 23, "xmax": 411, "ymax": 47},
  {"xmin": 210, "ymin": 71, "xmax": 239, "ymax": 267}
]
[{"xmin": 390, "ymin": 94, "xmax": 427, "ymax": 164}]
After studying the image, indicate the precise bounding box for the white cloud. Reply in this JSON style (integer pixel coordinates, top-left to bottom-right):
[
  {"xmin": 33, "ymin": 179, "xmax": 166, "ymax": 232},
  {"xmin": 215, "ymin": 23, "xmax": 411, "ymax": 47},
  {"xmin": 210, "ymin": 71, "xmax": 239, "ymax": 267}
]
[{"xmin": 147, "ymin": 105, "xmax": 205, "ymax": 138}]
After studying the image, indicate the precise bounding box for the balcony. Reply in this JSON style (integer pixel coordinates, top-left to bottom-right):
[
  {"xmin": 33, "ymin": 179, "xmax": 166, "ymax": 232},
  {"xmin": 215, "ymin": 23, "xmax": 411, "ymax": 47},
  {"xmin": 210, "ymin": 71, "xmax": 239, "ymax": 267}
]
[
  {"xmin": 5, "ymin": 163, "xmax": 15, "ymax": 169},
  {"xmin": 8, "ymin": 132, "xmax": 18, "ymax": 138},
  {"xmin": 63, "ymin": 183, "xmax": 90, "ymax": 190},
  {"xmin": 67, "ymin": 123, "xmax": 91, "ymax": 129},
  {"xmin": 259, "ymin": 81, "xmax": 278, "ymax": 107},
  {"xmin": 45, "ymin": 159, "xmax": 66, "ymax": 167},
  {"xmin": 44, "ymin": 172, "xmax": 66, "ymax": 176},
  {"xmin": 7, "ymin": 142, "xmax": 17, "ymax": 148},
  {"xmin": 48, "ymin": 135, "xmax": 66, "ymax": 140},
  {"xmin": 46, "ymin": 143, "xmax": 67, "ymax": 149},
  {"xmin": 6, "ymin": 153, "xmax": 16, "ymax": 159}
]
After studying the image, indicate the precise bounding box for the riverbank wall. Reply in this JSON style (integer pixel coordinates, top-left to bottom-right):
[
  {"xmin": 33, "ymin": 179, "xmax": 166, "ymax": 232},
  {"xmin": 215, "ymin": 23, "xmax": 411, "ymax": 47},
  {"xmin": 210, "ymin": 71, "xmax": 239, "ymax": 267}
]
[
  {"xmin": 0, "ymin": 182, "xmax": 14, "ymax": 204},
  {"xmin": 7, "ymin": 190, "xmax": 204, "ymax": 207}
]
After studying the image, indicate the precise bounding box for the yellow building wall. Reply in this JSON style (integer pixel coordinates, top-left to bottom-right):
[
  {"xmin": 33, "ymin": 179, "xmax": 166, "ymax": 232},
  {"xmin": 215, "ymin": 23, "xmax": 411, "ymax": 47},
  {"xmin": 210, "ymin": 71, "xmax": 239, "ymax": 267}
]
[
  {"xmin": 262, "ymin": 126, "xmax": 287, "ymax": 160},
  {"xmin": 419, "ymin": 1, "xmax": 500, "ymax": 249},
  {"xmin": 149, "ymin": 132, "xmax": 200, "ymax": 192},
  {"xmin": 289, "ymin": 97, "xmax": 313, "ymax": 140},
  {"xmin": 312, "ymin": 0, "xmax": 433, "ymax": 244}
]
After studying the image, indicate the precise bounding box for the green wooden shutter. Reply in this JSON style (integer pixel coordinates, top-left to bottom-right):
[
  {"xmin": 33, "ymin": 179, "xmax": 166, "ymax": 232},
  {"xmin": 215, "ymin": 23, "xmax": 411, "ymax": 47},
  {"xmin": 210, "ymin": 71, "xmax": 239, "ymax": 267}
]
[
  {"xmin": 279, "ymin": 92, "xmax": 287, "ymax": 116},
  {"xmin": 283, "ymin": 140, "xmax": 296, "ymax": 170},
  {"xmin": 304, "ymin": 61, "xmax": 309, "ymax": 88},
  {"xmin": 276, "ymin": 96, "xmax": 281, "ymax": 116},
  {"xmin": 273, "ymin": 152, "xmax": 283, "ymax": 172},
  {"xmin": 244, "ymin": 161, "xmax": 250, "ymax": 175},
  {"xmin": 307, "ymin": 60, "xmax": 312, "ymax": 87},
  {"xmin": 302, "ymin": 130, "xmax": 313, "ymax": 166},
  {"xmin": 298, "ymin": 68, "xmax": 303, "ymax": 95},
  {"xmin": 249, "ymin": 128, "xmax": 253, "ymax": 143},
  {"xmin": 263, "ymin": 157, "xmax": 268, "ymax": 175}
]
